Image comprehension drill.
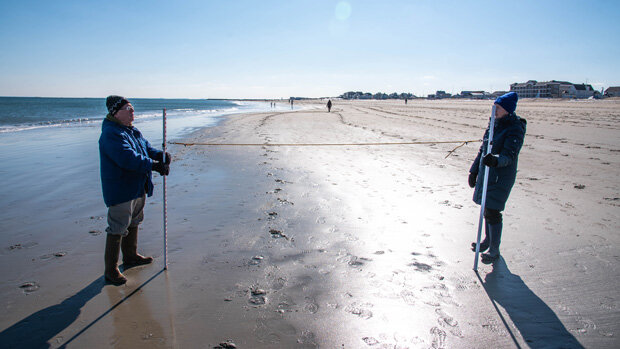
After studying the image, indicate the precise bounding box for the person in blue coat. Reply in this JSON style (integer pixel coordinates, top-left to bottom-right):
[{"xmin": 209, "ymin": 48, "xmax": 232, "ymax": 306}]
[
  {"xmin": 99, "ymin": 96, "xmax": 171, "ymax": 285},
  {"xmin": 469, "ymin": 92, "xmax": 526, "ymax": 263}
]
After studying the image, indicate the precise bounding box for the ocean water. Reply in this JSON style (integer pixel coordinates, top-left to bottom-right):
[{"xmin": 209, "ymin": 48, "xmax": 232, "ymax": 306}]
[{"xmin": 0, "ymin": 97, "xmax": 282, "ymax": 134}]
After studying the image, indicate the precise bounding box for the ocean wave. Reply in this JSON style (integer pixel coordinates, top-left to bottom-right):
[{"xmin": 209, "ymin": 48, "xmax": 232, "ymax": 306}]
[
  {"xmin": 0, "ymin": 118, "xmax": 101, "ymax": 133},
  {"xmin": 0, "ymin": 100, "xmax": 270, "ymax": 133}
]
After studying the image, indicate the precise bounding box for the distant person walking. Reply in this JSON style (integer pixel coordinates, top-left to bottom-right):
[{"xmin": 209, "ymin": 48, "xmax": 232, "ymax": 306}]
[
  {"xmin": 405, "ymin": 98, "xmax": 408, "ymax": 104},
  {"xmin": 99, "ymin": 96, "xmax": 171, "ymax": 285},
  {"xmin": 468, "ymin": 92, "xmax": 526, "ymax": 263},
  {"xmin": 327, "ymin": 99, "xmax": 332, "ymax": 112}
]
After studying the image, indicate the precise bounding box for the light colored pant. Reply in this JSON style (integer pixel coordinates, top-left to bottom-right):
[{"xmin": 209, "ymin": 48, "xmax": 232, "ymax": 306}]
[{"xmin": 106, "ymin": 195, "xmax": 146, "ymax": 236}]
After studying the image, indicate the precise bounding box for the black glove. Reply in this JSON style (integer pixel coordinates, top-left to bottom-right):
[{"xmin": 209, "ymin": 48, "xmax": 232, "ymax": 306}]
[
  {"xmin": 155, "ymin": 151, "xmax": 172, "ymax": 165},
  {"xmin": 468, "ymin": 172, "xmax": 477, "ymax": 188},
  {"xmin": 482, "ymin": 153, "xmax": 498, "ymax": 167},
  {"xmin": 152, "ymin": 161, "xmax": 170, "ymax": 176}
]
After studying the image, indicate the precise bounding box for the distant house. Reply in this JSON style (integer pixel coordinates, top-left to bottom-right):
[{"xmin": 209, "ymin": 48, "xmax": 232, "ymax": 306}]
[
  {"xmin": 604, "ymin": 86, "xmax": 620, "ymax": 97},
  {"xmin": 573, "ymin": 84, "xmax": 596, "ymax": 99},
  {"xmin": 491, "ymin": 91, "xmax": 508, "ymax": 98},
  {"xmin": 459, "ymin": 90, "xmax": 489, "ymax": 99},
  {"xmin": 435, "ymin": 90, "xmax": 451, "ymax": 99}
]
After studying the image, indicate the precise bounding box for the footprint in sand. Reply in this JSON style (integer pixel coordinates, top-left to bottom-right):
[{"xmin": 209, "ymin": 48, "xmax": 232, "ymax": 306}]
[
  {"xmin": 400, "ymin": 290, "xmax": 416, "ymax": 305},
  {"xmin": 248, "ymin": 255, "xmax": 264, "ymax": 266},
  {"xmin": 270, "ymin": 276, "xmax": 287, "ymax": 290},
  {"xmin": 19, "ymin": 281, "xmax": 40, "ymax": 293},
  {"xmin": 345, "ymin": 302, "xmax": 373, "ymax": 319},
  {"xmin": 575, "ymin": 317, "xmax": 597, "ymax": 334},
  {"xmin": 249, "ymin": 287, "xmax": 267, "ymax": 305},
  {"xmin": 409, "ymin": 261, "xmax": 433, "ymax": 272},
  {"xmin": 435, "ymin": 309, "xmax": 458, "ymax": 327},
  {"xmin": 213, "ymin": 340, "xmax": 237, "ymax": 349},
  {"xmin": 363, "ymin": 337, "xmax": 380, "ymax": 346},
  {"xmin": 269, "ymin": 229, "xmax": 288, "ymax": 239},
  {"xmin": 7, "ymin": 242, "xmax": 38, "ymax": 250},
  {"xmin": 40, "ymin": 252, "xmax": 67, "ymax": 260},
  {"xmin": 430, "ymin": 327, "xmax": 446, "ymax": 349},
  {"xmin": 297, "ymin": 330, "xmax": 318, "ymax": 346},
  {"xmin": 303, "ymin": 298, "xmax": 319, "ymax": 314},
  {"xmin": 276, "ymin": 198, "xmax": 293, "ymax": 205}
]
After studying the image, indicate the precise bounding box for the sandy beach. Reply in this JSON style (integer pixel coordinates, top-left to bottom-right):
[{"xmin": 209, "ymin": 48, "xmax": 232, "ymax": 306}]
[{"xmin": 1, "ymin": 98, "xmax": 619, "ymax": 348}]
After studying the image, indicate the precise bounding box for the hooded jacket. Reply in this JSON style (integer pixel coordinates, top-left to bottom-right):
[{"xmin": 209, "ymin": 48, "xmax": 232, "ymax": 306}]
[
  {"xmin": 99, "ymin": 116, "xmax": 162, "ymax": 207},
  {"xmin": 470, "ymin": 113, "xmax": 527, "ymax": 211}
]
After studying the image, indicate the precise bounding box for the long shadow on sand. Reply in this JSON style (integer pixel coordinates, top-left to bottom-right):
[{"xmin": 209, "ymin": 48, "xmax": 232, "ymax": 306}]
[
  {"xmin": 477, "ymin": 257, "xmax": 584, "ymax": 349},
  {"xmin": 0, "ymin": 277, "xmax": 104, "ymax": 348},
  {"xmin": 0, "ymin": 269, "xmax": 164, "ymax": 348}
]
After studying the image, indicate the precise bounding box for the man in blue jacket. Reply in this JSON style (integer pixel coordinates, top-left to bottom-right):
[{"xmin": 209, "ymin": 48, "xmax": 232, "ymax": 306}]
[
  {"xmin": 99, "ymin": 96, "xmax": 171, "ymax": 285},
  {"xmin": 469, "ymin": 92, "xmax": 526, "ymax": 263}
]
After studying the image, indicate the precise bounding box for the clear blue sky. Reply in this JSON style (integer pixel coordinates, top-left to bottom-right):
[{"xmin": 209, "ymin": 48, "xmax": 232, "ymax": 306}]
[{"xmin": 1, "ymin": 0, "xmax": 618, "ymax": 98}]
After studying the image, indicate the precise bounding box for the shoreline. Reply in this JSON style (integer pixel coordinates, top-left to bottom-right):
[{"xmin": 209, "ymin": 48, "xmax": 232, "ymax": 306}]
[{"xmin": 1, "ymin": 99, "xmax": 619, "ymax": 347}]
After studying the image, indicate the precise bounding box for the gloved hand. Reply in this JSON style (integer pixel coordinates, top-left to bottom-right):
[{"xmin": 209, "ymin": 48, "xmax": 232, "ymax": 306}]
[
  {"xmin": 152, "ymin": 161, "xmax": 170, "ymax": 176},
  {"xmin": 155, "ymin": 151, "xmax": 172, "ymax": 165},
  {"xmin": 468, "ymin": 172, "xmax": 477, "ymax": 188},
  {"xmin": 482, "ymin": 153, "xmax": 498, "ymax": 167}
]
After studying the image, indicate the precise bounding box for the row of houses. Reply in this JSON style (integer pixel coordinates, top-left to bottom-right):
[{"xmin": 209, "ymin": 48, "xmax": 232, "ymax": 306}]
[
  {"xmin": 428, "ymin": 90, "xmax": 506, "ymax": 99},
  {"xmin": 340, "ymin": 91, "xmax": 416, "ymax": 100},
  {"xmin": 341, "ymin": 82, "xmax": 620, "ymax": 100},
  {"xmin": 431, "ymin": 81, "xmax": 619, "ymax": 100}
]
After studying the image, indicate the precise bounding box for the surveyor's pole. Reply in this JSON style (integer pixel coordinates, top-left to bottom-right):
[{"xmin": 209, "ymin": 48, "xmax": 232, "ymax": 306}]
[
  {"xmin": 163, "ymin": 108, "xmax": 168, "ymax": 270},
  {"xmin": 474, "ymin": 104, "xmax": 496, "ymax": 271}
]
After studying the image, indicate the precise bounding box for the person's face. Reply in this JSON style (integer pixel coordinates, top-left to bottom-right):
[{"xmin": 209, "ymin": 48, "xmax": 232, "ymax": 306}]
[
  {"xmin": 494, "ymin": 104, "xmax": 509, "ymax": 119},
  {"xmin": 115, "ymin": 103, "xmax": 134, "ymax": 126}
]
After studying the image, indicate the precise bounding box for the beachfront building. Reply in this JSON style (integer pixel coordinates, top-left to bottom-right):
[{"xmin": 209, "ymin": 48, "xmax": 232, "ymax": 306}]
[
  {"xmin": 510, "ymin": 80, "xmax": 596, "ymax": 99},
  {"xmin": 573, "ymin": 84, "xmax": 597, "ymax": 99},
  {"xmin": 510, "ymin": 80, "xmax": 564, "ymax": 98},
  {"xmin": 604, "ymin": 86, "xmax": 620, "ymax": 97},
  {"xmin": 459, "ymin": 91, "xmax": 490, "ymax": 99},
  {"xmin": 436, "ymin": 91, "xmax": 451, "ymax": 99}
]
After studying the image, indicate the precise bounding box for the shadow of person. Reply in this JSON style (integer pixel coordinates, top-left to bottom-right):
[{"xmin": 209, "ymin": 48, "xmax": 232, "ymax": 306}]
[
  {"xmin": 481, "ymin": 257, "xmax": 584, "ymax": 348},
  {"xmin": 0, "ymin": 277, "xmax": 104, "ymax": 349},
  {"xmin": 105, "ymin": 270, "xmax": 167, "ymax": 347}
]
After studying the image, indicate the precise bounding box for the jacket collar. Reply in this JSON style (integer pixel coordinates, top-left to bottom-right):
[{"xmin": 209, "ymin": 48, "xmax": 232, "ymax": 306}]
[
  {"xmin": 105, "ymin": 113, "xmax": 135, "ymax": 130},
  {"xmin": 106, "ymin": 113, "xmax": 123, "ymax": 125},
  {"xmin": 497, "ymin": 112, "xmax": 517, "ymax": 125}
]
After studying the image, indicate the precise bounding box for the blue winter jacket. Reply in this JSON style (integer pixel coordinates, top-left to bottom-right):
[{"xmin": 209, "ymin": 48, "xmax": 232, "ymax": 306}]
[
  {"xmin": 470, "ymin": 113, "xmax": 527, "ymax": 211},
  {"xmin": 99, "ymin": 117, "xmax": 162, "ymax": 207}
]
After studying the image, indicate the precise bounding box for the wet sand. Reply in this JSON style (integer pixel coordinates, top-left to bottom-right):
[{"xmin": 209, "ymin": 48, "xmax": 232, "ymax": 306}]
[{"xmin": 1, "ymin": 99, "xmax": 619, "ymax": 348}]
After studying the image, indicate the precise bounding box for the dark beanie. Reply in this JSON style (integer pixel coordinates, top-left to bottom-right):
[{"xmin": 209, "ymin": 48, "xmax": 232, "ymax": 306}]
[
  {"xmin": 494, "ymin": 92, "xmax": 518, "ymax": 114},
  {"xmin": 106, "ymin": 95, "xmax": 130, "ymax": 116}
]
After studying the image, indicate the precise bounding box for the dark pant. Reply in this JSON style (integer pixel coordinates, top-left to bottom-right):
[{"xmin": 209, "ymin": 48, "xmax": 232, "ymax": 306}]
[
  {"xmin": 484, "ymin": 208, "xmax": 503, "ymax": 257},
  {"xmin": 484, "ymin": 208, "xmax": 502, "ymax": 224}
]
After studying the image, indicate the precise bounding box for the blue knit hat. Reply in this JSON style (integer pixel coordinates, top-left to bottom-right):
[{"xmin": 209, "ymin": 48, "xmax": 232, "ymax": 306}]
[{"xmin": 495, "ymin": 92, "xmax": 518, "ymax": 114}]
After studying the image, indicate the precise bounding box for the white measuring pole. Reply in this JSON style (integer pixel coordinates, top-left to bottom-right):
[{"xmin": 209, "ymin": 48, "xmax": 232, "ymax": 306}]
[
  {"xmin": 162, "ymin": 108, "xmax": 168, "ymax": 270},
  {"xmin": 474, "ymin": 104, "xmax": 496, "ymax": 271}
]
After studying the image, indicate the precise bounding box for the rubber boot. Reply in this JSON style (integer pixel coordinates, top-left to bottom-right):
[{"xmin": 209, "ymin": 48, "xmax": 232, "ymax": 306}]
[
  {"xmin": 105, "ymin": 234, "xmax": 127, "ymax": 285},
  {"xmin": 471, "ymin": 223, "xmax": 490, "ymax": 252},
  {"xmin": 122, "ymin": 226, "xmax": 153, "ymax": 267},
  {"xmin": 481, "ymin": 222, "xmax": 502, "ymax": 263}
]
